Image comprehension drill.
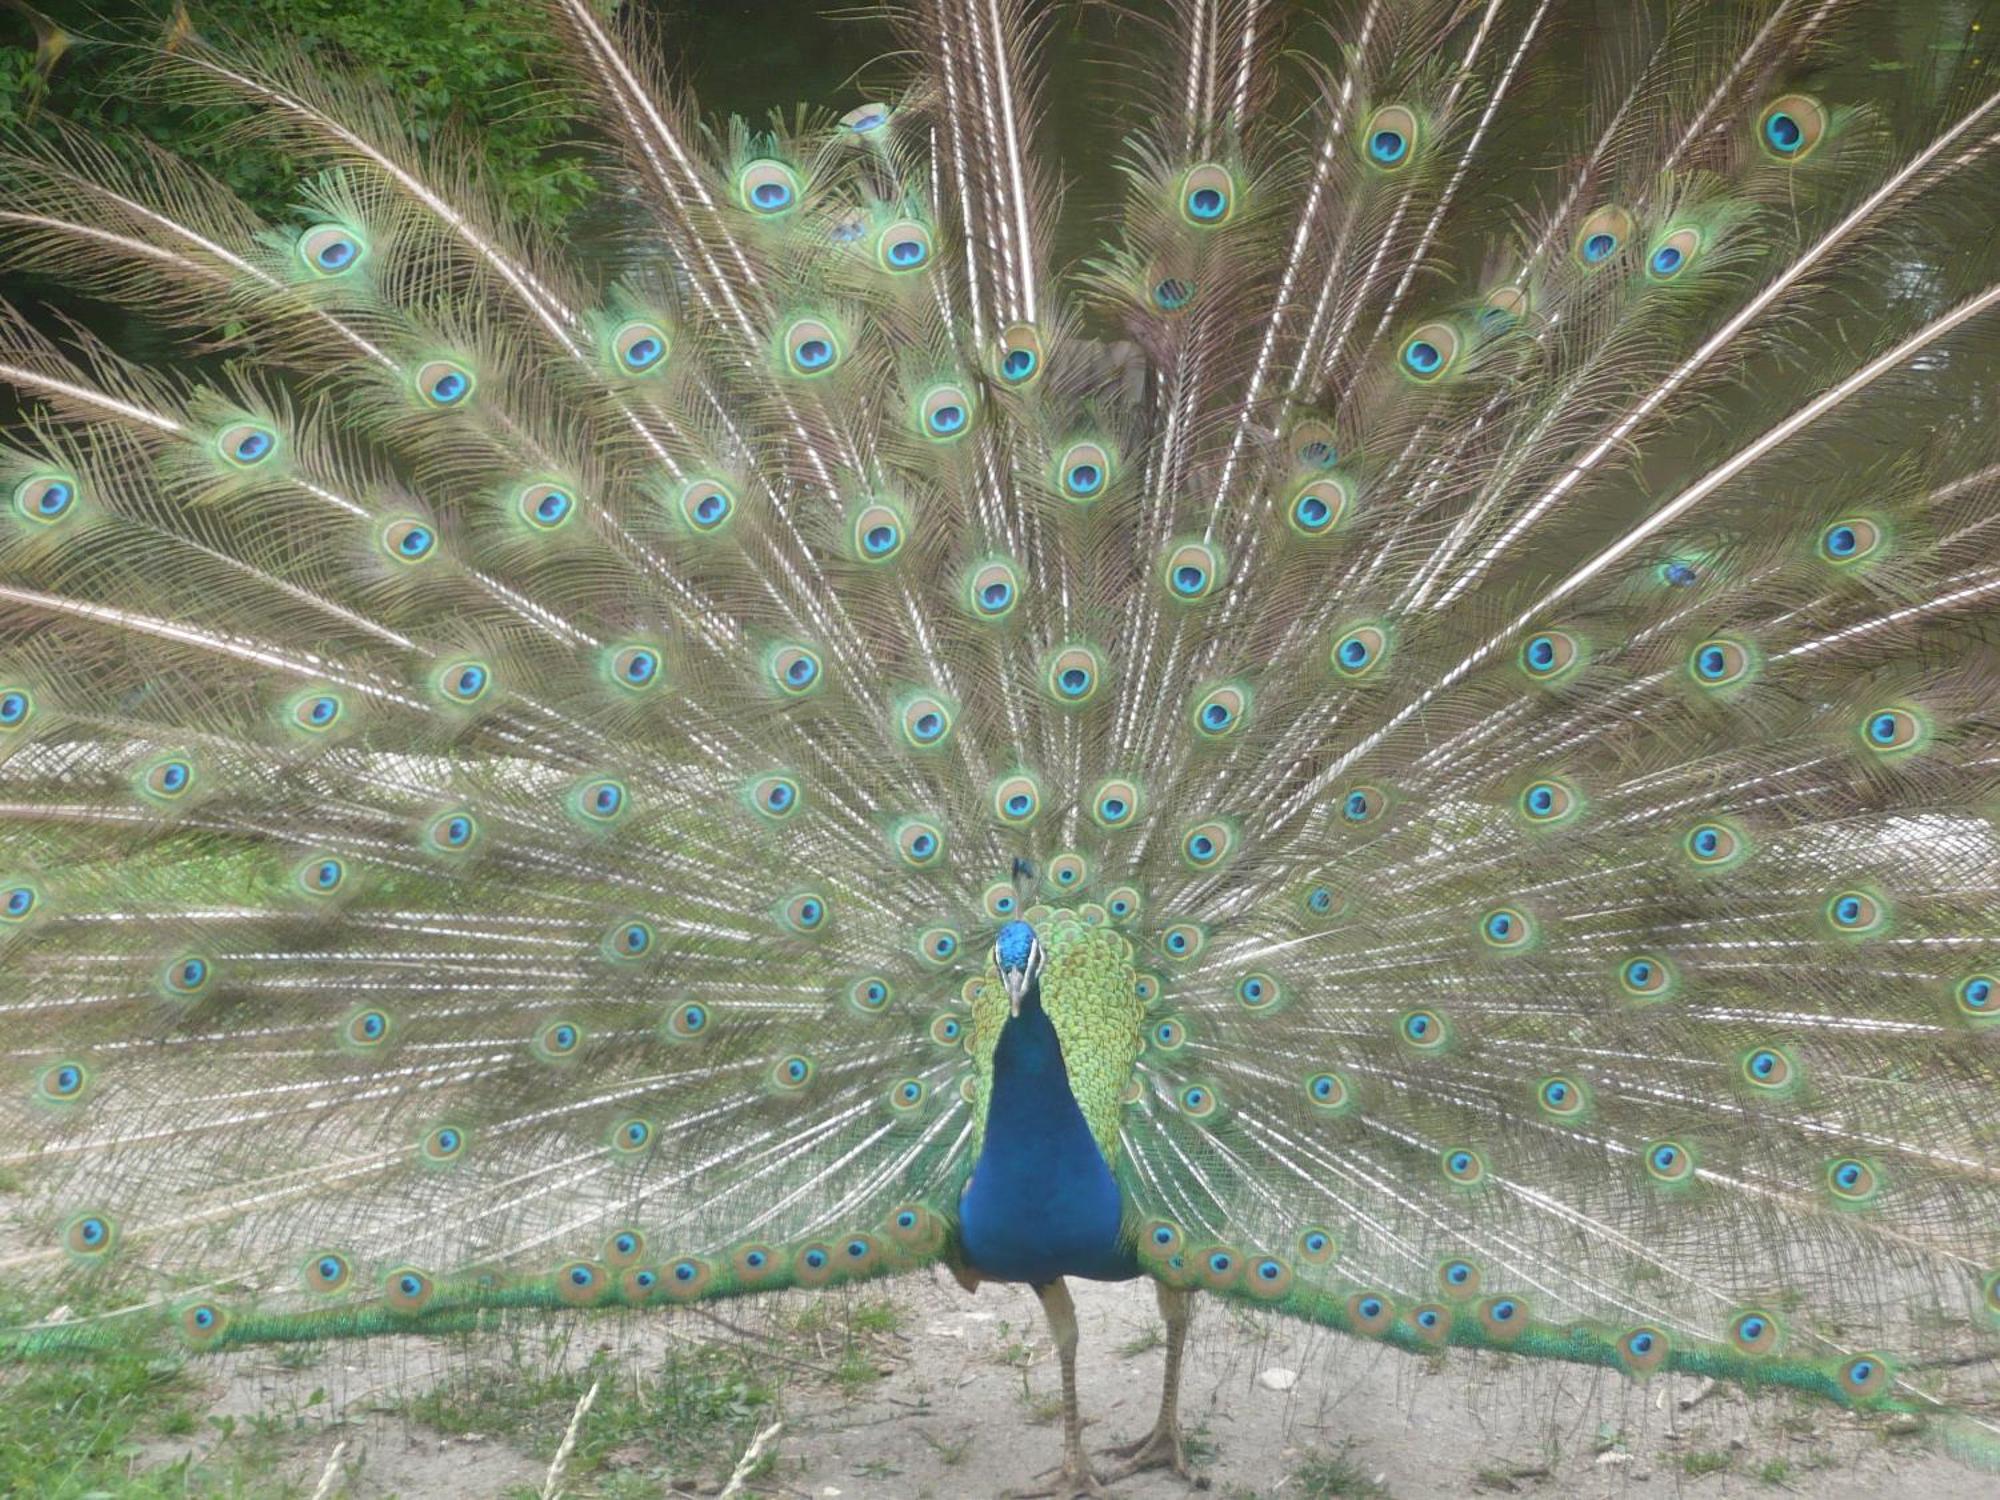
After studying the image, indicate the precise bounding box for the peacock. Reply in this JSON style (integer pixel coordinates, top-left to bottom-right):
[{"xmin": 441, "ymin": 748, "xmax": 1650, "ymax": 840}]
[{"xmin": 2, "ymin": 0, "xmax": 1999, "ymax": 1494}]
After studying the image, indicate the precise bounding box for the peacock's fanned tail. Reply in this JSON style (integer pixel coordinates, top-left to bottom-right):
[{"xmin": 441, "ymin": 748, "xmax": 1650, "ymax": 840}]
[{"xmin": 2, "ymin": 0, "xmax": 1999, "ymax": 1456}]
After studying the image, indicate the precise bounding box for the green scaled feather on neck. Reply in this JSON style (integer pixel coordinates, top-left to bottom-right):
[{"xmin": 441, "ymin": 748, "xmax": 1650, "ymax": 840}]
[{"xmin": 966, "ymin": 906, "xmax": 1144, "ymax": 1168}]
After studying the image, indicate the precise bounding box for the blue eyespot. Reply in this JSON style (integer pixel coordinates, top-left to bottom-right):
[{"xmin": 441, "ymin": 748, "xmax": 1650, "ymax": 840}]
[
  {"xmin": 1404, "ymin": 340, "xmax": 1441, "ymax": 373},
  {"xmin": 927, "ymin": 402, "xmax": 966, "ymax": 434},
  {"xmin": 232, "ymin": 428, "xmax": 274, "ymax": 463},
  {"xmin": 0, "ymin": 690, "xmax": 28, "ymax": 726},
  {"xmin": 1153, "ymin": 278, "xmax": 1193, "ymax": 311},
  {"xmin": 1307, "ymin": 887, "xmax": 1332, "ymax": 914},
  {"xmin": 1370, "ymin": 129, "xmax": 1407, "ymax": 163},
  {"xmin": 1003, "ymin": 348, "xmax": 1036, "ymax": 380},
  {"xmin": 1650, "ymin": 245, "xmax": 1682, "ymax": 275},
  {"xmin": 617, "ymin": 648, "xmax": 660, "ymax": 687},
  {"xmin": 301, "ymin": 224, "xmax": 365, "ymax": 274},
  {"xmin": 1766, "ymin": 112, "xmax": 1802, "ymax": 152},
  {"xmin": 1582, "ymin": 233, "xmax": 1615, "ymax": 263},
  {"xmin": 677, "ymin": 492, "xmax": 720, "ymax": 533},
  {"xmin": 4, "ymin": 886, "xmax": 36, "ymax": 919},
  {"xmin": 16, "ymin": 475, "xmax": 76, "ymax": 522}
]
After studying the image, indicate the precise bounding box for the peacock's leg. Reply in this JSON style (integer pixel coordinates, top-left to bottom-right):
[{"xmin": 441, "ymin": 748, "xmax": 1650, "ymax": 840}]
[
  {"xmin": 1102, "ymin": 1280, "xmax": 1193, "ymax": 1479},
  {"xmin": 1010, "ymin": 1277, "xmax": 1109, "ymax": 1499}
]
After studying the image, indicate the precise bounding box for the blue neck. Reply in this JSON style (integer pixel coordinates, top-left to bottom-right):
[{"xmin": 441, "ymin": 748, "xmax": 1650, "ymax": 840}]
[{"xmin": 957, "ymin": 979, "xmax": 1135, "ymax": 1284}]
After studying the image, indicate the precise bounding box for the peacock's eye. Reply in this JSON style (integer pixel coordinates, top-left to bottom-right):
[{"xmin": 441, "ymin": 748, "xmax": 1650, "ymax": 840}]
[
  {"xmin": 415, "ymin": 360, "xmax": 473, "ymax": 407},
  {"xmin": 300, "ymin": 224, "xmax": 366, "ymax": 274}
]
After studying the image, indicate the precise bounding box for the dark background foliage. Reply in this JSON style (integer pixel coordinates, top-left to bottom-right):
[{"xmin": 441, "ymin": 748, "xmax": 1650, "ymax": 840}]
[{"xmin": 0, "ymin": 0, "xmax": 875, "ymax": 228}]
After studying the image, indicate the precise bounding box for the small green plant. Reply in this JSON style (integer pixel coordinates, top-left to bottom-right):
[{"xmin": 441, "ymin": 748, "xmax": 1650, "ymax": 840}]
[
  {"xmin": 1293, "ymin": 1441, "xmax": 1393, "ymax": 1499},
  {"xmin": 921, "ymin": 1428, "xmax": 975, "ymax": 1467},
  {"xmin": 1118, "ymin": 1322, "xmax": 1164, "ymax": 1356},
  {"xmin": 850, "ymin": 1297, "xmax": 905, "ymax": 1334},
  {"xmin": 407, "ymin": 1342, "xmax": 777, "ymax": 1488},
  {"xmin": 1682, "ymin": 1449, "xmax": 1735, "ymax": 1477}
]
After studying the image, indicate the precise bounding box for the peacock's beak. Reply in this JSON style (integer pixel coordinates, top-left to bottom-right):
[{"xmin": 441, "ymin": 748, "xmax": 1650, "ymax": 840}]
[{"xmin": 1002, "ymin": 966, "xmax": 1028, "ymax": 1017}]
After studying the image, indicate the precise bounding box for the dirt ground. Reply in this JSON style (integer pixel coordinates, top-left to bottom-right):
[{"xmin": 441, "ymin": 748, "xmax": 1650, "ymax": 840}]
[{"xmin": 132, "ymin": 1270, "xmax": 2000, "ymax": 1499}]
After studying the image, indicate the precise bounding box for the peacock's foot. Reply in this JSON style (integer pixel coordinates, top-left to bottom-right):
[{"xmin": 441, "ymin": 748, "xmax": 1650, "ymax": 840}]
[
  {"xmin": 1007, "ymin": 1454, "xmax": 1114, "ymax": 1498},
  {"xmin": 1100, "ymin": 1421, "xmax": 1190, "ymax": 1480}
]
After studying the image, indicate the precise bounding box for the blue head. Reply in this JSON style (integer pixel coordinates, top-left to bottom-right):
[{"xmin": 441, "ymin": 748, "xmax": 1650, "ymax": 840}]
[{"xmin": 994, "ymin": 919, "xmax": 1042, "ymax": 1016}]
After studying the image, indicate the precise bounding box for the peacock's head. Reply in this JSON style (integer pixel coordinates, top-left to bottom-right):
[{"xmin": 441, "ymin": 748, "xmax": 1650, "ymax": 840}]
[{"xmin": 994, "ymin": 919, "xmax": 1043, "ymax": 1017}]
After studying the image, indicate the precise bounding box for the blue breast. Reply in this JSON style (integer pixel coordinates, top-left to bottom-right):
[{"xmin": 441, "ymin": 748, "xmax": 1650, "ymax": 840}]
[{"xmin": 958, "ymin": 980, "xmax": 1137, "ymax": 1285}]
